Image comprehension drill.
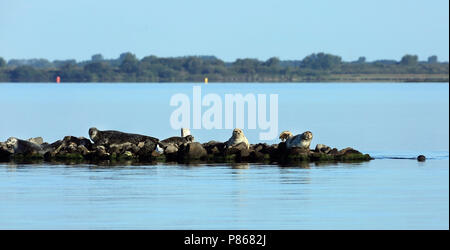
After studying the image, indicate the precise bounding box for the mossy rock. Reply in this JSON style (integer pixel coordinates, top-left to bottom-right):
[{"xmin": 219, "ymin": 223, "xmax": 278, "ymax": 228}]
[
  {"xmin": 336, "ymin": 153, "xmax": 372, "ymax": 162},
  {"xmin": 11, "ymin": 153, "xmax": 44, "ymax": 163},
  {"xmin": 287, "ymin": 153, "xmax": 309, "ymax": 162},
  {"xmin": 117, "ymin": 151, "xmax": 135, "ymax": 160},
  {"xmin": 53, "ymin": 153, "xmax": 84, "ymax": 160},
  {"xmin": 153, "ymin": 154, "xmax": 166, "ymax": 162},
  {"xmin": 310, "ymin": 152, "xmax": 335, "ymax": 161}
]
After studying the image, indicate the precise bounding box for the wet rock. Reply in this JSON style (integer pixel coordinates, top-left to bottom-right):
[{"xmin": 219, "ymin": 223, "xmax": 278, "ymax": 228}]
[
  {"xmin": 135, "ymin": 140, "xmax": 158, "ymax": 161},
  {"xmin": 178, "ymin": 142, "xmax": 207, "ymax": 160},
  {"xmin": 252, "ymin": 143, "xmax": 271, "ymax": 154},
  {"xmin": 328, "ymin": 148, "xmax": 339, "ymax": 155},
  {"xmin": 249, "ymin": 150, "xmax": 266, "ymax": 162},
  {"xmin": 49, "ymin": 136, "xmax": 93, "ymax": 157},
  {"xmin": 0, "ymin": 142, "xmax": 13, "ymax": 161},
  {"xmin": 164, "ymin": 144, "xmax": 178, "ymax": 154},
  {"xmin": 28, "ymin": 137, "xmax": 44, "ymax": 145},
  {"xmin": 203, "ymin": 141, "xmax": 226, "ymax": 155},
  {"xmin": 223, "ymin": 142, "xmax": 252, "ymax": 162},
  {"xmin": 77, "ymin": 145, "xmax": 90, "ymax": 156},
  {"xmin": 315, "ymin": 144, "xmax": 331, "ymax": 154},
  {"xmin": 93, "ymin": 145, "xmax": 110, "ymax": 159},
  {"xmin": 337, "ymin": 147, "xmax": 361, "ymax": 155}
]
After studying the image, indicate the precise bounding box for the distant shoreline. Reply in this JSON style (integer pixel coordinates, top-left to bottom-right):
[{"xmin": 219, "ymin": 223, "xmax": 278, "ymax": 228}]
[{"xmin": 1, "ymin": 53, "xmax": 448, "ymax": 83}]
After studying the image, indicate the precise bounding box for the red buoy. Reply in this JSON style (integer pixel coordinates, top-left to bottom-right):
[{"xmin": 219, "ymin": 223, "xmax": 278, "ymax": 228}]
[{"xmin": 56, "ymin": 76, "xmax": 61, "ymax": 84}]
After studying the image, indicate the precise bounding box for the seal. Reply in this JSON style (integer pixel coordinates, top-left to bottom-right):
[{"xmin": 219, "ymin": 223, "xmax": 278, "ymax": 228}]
[
  {"xmin": 417, "ymin": 155, "xmax": 426, "ymax": 162},
  {"xmin": 225, "ymin": 128, "xmax": 249, "ymax": 149},
  {"xmin": 160, "ymin": 135, "xmax": 194, "ymax": 148},
  {"xmin": 5, "ymin": 137, "xmax": 43, "ymax": 154},
  {"xmin": 279, "ymin": 131, "xmax": 313, "ymax": 149},
  {"xmin": 88, "ymin": 127, "xmax": 159, "ymax": 146}
]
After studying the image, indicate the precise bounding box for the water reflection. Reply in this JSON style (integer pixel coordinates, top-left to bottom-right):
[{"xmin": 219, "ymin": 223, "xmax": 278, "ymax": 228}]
[
  {"xmin": 278, "ymin": 168, "xmax": 312, "ymax": 185},
  {"xmin": 231, "ymin": 163, "xmax": 250, "ymax": 169}
]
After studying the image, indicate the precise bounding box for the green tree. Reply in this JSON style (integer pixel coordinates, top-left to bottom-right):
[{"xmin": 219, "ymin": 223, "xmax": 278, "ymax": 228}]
[
  {"xmin": 10, "ymin": 66, "xmax": 47, "ymax": 82},
  {"xmin": 264, "ymin": 57, "xmax": 280, "ymax": 67},
  {"xmin": 400, "ymin": 54, "xmax": 418, "ymax": 66},
  {"xmin": 91, "ymin": 54, "xmax": 104, "ymax": 62},
  {"xmin": 427, "ymin": 55, "xmax": 438, "ymax": 64},
  {"xmin": 0, "ymin": 57, "xmax": 5, "ymax": 68},
  {"xmin": 119, "ymin": 52, "xmax": 139, "ymax": 73},
  {"xmin": 84, "ymin": 62, "xmax": 111, "ymax": 73},
  {"xmin": 301, "ymin": 53, "xmax": 342, "ymax": 70},
  {"xmin": 356, "ymin": 56, "xmax": 366, "ymax": 63},
  {"xmin": 183, "ymin": 57, "xmax": 203, "ymax": 74}
]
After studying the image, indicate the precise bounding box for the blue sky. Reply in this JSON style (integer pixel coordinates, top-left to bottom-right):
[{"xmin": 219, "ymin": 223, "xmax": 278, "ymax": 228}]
[{"xmin": 1, "ymin": 0, "xmax": 448, "ymax": 62}]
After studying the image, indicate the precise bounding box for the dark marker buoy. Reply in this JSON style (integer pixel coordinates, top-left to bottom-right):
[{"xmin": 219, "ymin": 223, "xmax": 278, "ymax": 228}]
[{"xmin": 417, "ymin": 155, "xmax": 426, "ymax": 162}]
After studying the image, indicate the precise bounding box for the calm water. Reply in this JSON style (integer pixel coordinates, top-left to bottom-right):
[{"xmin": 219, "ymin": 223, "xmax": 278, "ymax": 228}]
[{"xmin": 0, "ymin": 83, "xmax": 448, "ymax": 229}]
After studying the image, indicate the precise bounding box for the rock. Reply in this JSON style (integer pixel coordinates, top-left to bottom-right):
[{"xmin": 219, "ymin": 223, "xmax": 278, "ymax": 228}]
[
  {"xmin": 122, "ymin": 151, "xmax": 134, "ymax": 159},
  {"xmin": 28, "ymin": 137, "xmax": 44, "ymax": 145},
  {"xmin": 289, "ymin": 147, "xmax": 310, "ymax": 155},
  {"xmin": 62, "ymin": 136, "xmax": 93, "ymax": 150},
  {"xmin": 89, "ymin": 127, "xmax": 158, "ymax": 146},
  {"xmin": 77, "ymin": 145, "xmax": 90, "ymax": 156},
  {"xmin": 328, "ymin": 148, "xmax": 339, "ymax": 155},
  {"xmin": 179, "ymin": 142, "xmax": 207, "ymax": 160},
  {"xmin": 250, "ymin": 150, "xmax": 266, "ymax": 162},
  {"xmin": 48, "ymin": 136, "xmax": 93, "ymax": 157},
  {"xmin": 417, "ymin": 155, "xmax": 426, "ymax": 162},
  {"xmin": 224, "ymin": 142, "xmax": 251, "ymax": 161},
  {"xmin": 164, "ymin": 144, "xmax": 178, "ymax": 154},
  {"xmin": 277, "ymin": 142, "xmax": 288, "ymax": 155},
  {"xmin": 0, "ymin": 142, "xmax": 13, "ymax": 161},
  {"xmin": 315, "ymin": 144, "xmax": 331, "ymax": 154},
  {"xmin": 338, "ymin": 147, "xmax": 361, "ymax": 155},
  {"xmin": 93, "ymin": 145, "xmax": 109, "ymax": 159},
  {"xmin": 109, "ymin": 142, "xmax": 134, "ymax": 154},
  {"xmin": 203, "ymin": 141, "xmax": 226, "ymax": 155},
  {"xmin": 252, "ymin": 143, "xmax": 270, "ymax": 154},
  {"xmin": 136, "ymin": 140, "xmax": 158, "ymax": 160}
]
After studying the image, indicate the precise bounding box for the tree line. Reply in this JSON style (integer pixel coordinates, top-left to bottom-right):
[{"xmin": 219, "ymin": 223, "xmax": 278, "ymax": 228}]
[{"xmin": 0, "ymin": 52, "xmax": 448, "ymax": 82}]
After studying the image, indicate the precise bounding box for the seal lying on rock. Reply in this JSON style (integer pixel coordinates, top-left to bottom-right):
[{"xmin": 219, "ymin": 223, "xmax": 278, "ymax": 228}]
[
  {"xmin": 4, "ymin": 137, "xmax": 43, "ymax": 154},
  {"xmin": 225, "ymin": 129, "xmax": 249, "ymax": 149},
  {"xmin": 279, "ymin": 131, "xmax": 313, "ymax": 149},
  {"xmin": 315, "ymin": 144, "xmax": 331, "ymax": 154},
  {"xmin": 160, "ymin": 135, "xmax": 194, "ymax": 147},
  {"xmin": 159, "ymin": 135, "xmax": 195, "ymax": 154},
  {"xmin": 89, "ymin": 127, "xmax": 159, "ymax": 146}
]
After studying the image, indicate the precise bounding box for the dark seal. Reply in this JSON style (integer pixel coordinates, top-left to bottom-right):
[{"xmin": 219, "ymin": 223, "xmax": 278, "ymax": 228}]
[
  {"xmin": 160, "ymin": 135, "xmax": 194, "ymax": 147},
  {"xmin": 89, "ymin": 127, "xmax": 159, "ymax": 146},
  {"xmin": 417, "ymin": 155, "xmax": 426, "ymax": 162}
]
